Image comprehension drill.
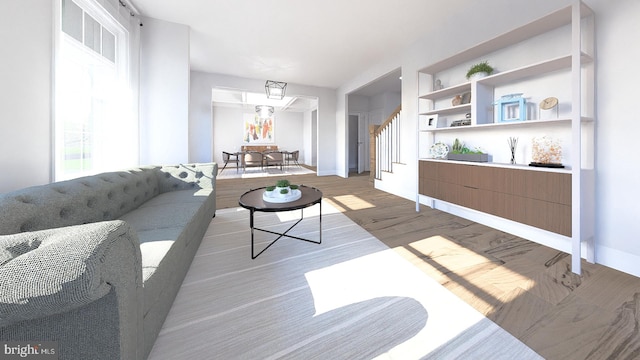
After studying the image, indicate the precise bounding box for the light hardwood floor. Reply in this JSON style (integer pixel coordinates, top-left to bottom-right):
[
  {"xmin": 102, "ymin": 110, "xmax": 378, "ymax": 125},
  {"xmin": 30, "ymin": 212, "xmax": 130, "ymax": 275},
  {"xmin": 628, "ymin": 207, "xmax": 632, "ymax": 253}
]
[{"xmin": 216, "ymin": 169, "xmax": 640, "ymax": 360}]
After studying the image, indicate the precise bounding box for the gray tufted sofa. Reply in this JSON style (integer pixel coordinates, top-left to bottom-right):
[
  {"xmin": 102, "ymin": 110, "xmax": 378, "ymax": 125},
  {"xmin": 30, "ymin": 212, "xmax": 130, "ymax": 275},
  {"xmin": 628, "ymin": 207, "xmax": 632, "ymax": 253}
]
[{"xmin": 0, "ymin": 163, "xmax": 217, "ymax": 360}]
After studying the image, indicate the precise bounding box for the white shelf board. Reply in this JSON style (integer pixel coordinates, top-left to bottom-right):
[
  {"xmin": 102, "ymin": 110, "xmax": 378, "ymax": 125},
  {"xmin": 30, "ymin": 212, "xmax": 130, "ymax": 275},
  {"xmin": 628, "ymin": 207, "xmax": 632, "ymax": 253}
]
[
  {"xmin": 419, "ymin": 82, "xmax": 471, "ymax": 100},
  {"xmin": 423, "ymin": 117, "xmax": 571, "ymax": 132},
  {"xmin": 477, "ymin": 53, "xmax": 593, "ymax": 87},
  {"xmin": 418, "ymin": 158, "xmax": 572, "ymax": 173},
  {"xmin": 420, "ymin": 104, "xmax": 471, "ymax": 116}
]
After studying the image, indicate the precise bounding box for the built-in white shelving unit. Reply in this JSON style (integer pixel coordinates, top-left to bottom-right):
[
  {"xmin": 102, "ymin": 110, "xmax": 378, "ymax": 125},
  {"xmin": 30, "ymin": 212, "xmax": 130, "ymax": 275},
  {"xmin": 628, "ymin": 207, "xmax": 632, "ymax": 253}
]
[{"xmin": 416, "ymin": 0, "xmax": 595, "ymax": 274}]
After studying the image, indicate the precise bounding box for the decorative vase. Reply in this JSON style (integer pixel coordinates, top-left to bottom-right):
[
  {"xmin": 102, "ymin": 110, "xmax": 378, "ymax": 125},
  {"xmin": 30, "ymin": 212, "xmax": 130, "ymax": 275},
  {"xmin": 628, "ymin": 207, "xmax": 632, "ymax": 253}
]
[
  {"xmin": 508, "ymin": 137, "xmax": 518, "ymax": 165},
  {"xmin": 468, "ymin": 72, "xmax": 489, "ymax": 82},
  {"xmin": 530, "ymin": 136, "xmax": 562, "ymax": 167}
]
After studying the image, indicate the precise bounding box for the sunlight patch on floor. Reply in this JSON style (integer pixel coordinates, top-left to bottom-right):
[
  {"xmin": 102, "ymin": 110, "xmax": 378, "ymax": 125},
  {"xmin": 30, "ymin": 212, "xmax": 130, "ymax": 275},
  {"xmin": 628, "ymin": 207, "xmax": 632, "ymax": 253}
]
[
  {"xmin": 393, "ymin": 235, "xmax": 537, "ymax": 315},
  {"xmin": 274, "ymin": 199, "xmax": 340, "ymax": 222},
  {"xmin": 323, "ymin": 198, "xmax": 346, "ymax": 212},
  {"xmin": 328, "ymin": 195, "xmax": 375, "ymax": 211}
]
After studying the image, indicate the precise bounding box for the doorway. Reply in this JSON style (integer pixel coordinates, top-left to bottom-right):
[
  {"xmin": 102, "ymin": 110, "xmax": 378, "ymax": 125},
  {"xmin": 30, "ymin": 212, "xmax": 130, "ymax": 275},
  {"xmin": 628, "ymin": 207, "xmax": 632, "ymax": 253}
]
[
  {"xmin": 348, "ymin": 114, "xmax": 357, "ymax": 173},
  {"xmin": 311, "ymin": 109, "xmax": 318, "ymax": 166},
  {"xmin": 345, "ymin": 68, "xmax": 401, "ymax": 177},
  {"xmin": 348, "ymin": 113, "xmax": 366, "ymax": 174}
]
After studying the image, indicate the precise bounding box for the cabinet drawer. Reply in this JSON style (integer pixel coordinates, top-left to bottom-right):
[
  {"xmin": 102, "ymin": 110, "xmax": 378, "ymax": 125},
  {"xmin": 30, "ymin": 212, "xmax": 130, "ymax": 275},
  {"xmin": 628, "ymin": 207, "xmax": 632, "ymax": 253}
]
[
  {"xmin": 509, "ymin": 169, "xmax": 571, "ymax": 204},
  {"xmin": 438, "ymin": 162, "xmax": 459, "ymax": 184},
  {"xmin": 459, "ymin": 185, "xmax": 479, "ymax": 209},
  {"xmin": 419, "ymin": 179, "xmax": 438, "ymax": 198},
  {"xmin": 419, "ymin": 160, "xmax": 438, "ymax": 180},
  {"xmin": 459, "ymin": 164, "xmax": 480, "ymax": 189},
  {"xmin": 438, "ymin": 182, "xmax": 460, "ymax": 204},
  {"xmin": 511, "ymin": 195, "xmax": 571, "ymax": 236}
]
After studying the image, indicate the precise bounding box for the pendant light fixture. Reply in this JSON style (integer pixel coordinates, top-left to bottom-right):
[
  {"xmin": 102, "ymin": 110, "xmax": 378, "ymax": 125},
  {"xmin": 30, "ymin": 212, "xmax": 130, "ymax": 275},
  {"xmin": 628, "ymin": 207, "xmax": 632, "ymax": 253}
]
[
  {"xmin": 255, "ymin": 105, "xmax": 274, "ymax": 118},
  {"xmin": 265, "ymin": 80, "xmax": 287, "ymax": 100}
]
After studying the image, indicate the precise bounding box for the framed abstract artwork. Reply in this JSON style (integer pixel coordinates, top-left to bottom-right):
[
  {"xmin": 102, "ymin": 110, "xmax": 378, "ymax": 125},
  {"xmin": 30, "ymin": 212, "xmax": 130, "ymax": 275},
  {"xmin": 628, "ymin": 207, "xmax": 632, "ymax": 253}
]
[{"xmin": 243, "ymin": 113, "xmax": 275, "ymax": 144}]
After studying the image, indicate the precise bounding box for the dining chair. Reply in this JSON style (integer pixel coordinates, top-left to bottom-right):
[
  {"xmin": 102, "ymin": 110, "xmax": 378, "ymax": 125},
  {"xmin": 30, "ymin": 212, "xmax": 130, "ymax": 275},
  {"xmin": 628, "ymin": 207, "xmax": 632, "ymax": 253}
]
[
  {"xmin": 242, "ymin": 151, "xmax": 264, "ymax": 171},
  {"xmin": 220, "ymin": 151, "xmax": 239, "ymax": 174},
  {"xmin": 284, "ymin": 150, "xmax": 300, "ymax": 167},
  {"xmin": 264, "ymin": 151, "xmax": 284, "ymax": 171}
]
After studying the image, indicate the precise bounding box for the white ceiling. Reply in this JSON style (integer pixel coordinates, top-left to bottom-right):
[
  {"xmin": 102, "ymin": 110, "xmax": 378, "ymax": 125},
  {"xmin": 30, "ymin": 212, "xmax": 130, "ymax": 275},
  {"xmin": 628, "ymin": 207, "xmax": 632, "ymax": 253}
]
[
  {"xmin": 130, "ymin": 0, "xmax": 566, "ymax": 99},
  {"xmin": 130, "ymin": 0, "xmax": 471, "ymax": 90}
]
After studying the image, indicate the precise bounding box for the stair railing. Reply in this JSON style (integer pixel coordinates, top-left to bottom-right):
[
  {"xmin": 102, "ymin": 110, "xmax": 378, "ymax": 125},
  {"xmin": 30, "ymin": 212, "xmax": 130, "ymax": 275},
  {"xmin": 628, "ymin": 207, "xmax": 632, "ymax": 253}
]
[{"xmin": 371, "ymin": 105, "xmax": 401, "ymax": 180}]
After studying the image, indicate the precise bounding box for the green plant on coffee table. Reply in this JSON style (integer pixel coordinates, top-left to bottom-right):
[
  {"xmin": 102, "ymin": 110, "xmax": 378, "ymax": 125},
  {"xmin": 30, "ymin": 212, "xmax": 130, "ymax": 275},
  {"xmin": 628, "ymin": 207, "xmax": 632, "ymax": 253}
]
[
  {"xmin": 289, "ymin": 184, "xmax": 299, "ymax": 190},
  {"xmin": 276, "ymin": 179, "xmax": 290, "ymax": 188},
  {"xmin": 451, "ymin": 138, "xmax": 485, "ymax": 154},
  {"xmin": 265, "ymin": 185, "xmax": 276, "ymax": 192},
  {"xmin": 280, "ymin": 188, "xmax": 289, "ymax": 194}
]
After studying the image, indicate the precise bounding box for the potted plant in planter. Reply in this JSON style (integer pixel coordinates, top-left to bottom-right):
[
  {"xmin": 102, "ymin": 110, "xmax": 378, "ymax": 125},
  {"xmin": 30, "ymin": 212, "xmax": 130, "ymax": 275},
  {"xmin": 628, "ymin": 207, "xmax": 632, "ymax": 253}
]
[
  {"xmin": 275, "ymin": 179, "xmax": 291, "ymax": 198},
  {"xmin": 466, "ymin": 61, "xmax": 494, "ymax": 81},
  {"xmin": 276, "ymin": 179, "xmax": 290, "ymax": 188},
  {"xmin": 263, "ymin": 185, "xmax": 276, "ymax": 198},
  {"xmin": 447, "ymin": 138, "xmax": 489, "ymax": 162},
  {"xmin": 263, "ymin": 179, "xmax": 302, "ymax": 202}
]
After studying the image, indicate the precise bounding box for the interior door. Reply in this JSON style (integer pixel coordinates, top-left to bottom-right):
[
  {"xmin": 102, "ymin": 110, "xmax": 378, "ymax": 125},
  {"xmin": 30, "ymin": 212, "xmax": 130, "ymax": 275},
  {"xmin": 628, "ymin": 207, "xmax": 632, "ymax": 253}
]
[
  {"xmin": 348, "ymin": 114, "xmax": 358, "ymax": 173},
  {"xmin": 357, "ymin": 113, "xmax": 367, "ymax": 173}
]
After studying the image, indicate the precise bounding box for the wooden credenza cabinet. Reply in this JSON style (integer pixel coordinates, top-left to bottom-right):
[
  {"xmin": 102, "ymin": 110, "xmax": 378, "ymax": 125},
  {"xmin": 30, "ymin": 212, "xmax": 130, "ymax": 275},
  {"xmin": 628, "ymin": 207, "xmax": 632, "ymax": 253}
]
[{"xmin": 419, "ymin": 160, "xmax": 571, "ymax": 237}]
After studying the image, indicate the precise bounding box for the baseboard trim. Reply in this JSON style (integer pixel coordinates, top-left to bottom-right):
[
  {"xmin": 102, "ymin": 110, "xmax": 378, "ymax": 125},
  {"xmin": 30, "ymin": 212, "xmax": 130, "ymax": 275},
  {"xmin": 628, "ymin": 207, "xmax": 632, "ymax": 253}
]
[
  {"xmin": 596, "ymin": 245, "xmax": 640, "ymax": 278},
  {"xmin": 417, "ymin": 195, "xmax": 640, "ymax": 278}
]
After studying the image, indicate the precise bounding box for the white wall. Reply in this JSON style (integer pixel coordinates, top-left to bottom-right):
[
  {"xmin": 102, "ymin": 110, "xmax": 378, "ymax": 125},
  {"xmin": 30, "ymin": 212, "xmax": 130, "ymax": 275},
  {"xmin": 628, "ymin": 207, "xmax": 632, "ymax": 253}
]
[
  {"xmin": 369, "ymin": 92, "xmax": 401, "ymax": 123},
  {"xmin": 139, "ymin": 17, "xmax": 190, "ymax": 165},
  {"xmin": 587, "ymin": 0, "xmax": 640, "ymax": 274},
  {"xmin": 0, "ymin": 0, "xmax": 53, "ymax": 193},
  {"xmin": 337, "ymin": 0, "xmax": 640, "ymax": 277},
  {"xmin": 0, "ymin": 0, "xmax": 140, "ymax": 193},
  {"xmin": 348, "ymin": 95, "xmax": 370, "ymax": 113},
  {"xmin": 211, "ymin": 106, "xmax": 305, "ymax": 165},
  {"xmin": 302, "ymin": 110, "xmax": 318, "ymax": 166},
  {"xmin": 383, "ymin": 92, "xmax": 401, "ymax": 121},
  {"xmin": 189, "ymin": 71, "xmax": 336, "ymax": 175}
]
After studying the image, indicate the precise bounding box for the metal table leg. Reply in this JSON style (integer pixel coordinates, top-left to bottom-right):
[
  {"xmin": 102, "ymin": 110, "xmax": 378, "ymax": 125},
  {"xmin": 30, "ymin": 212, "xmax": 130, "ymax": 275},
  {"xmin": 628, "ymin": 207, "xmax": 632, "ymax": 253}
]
[{"xmin": 250, "ymin": 203, "xmax": 322, "ymax": 259}]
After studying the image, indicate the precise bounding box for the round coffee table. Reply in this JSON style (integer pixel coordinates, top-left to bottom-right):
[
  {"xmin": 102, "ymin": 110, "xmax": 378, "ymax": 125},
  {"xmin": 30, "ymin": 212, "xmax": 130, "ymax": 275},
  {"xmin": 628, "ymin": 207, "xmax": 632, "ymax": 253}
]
[{"xmin": 239, "ymin": 185, "xmax": 322, "ymax": 259}]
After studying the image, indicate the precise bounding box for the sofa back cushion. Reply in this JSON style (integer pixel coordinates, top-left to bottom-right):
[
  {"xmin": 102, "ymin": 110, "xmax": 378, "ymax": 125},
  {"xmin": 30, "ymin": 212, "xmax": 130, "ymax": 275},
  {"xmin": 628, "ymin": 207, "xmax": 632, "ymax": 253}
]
[
  {"xmin": 0, "ymin": 167, "xmax": 160, "ymax": 235},
  {"xmin": 155, "ymin": 163, "xmax": 216, "ymax": 193}
]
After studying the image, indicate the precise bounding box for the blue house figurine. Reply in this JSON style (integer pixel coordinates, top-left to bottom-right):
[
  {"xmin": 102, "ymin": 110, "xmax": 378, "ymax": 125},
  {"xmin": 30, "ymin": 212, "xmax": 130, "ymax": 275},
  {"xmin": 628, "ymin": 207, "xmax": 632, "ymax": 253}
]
[{"xmin": 495, "ymin": 93, "xmax": 526, "ymax": 122}]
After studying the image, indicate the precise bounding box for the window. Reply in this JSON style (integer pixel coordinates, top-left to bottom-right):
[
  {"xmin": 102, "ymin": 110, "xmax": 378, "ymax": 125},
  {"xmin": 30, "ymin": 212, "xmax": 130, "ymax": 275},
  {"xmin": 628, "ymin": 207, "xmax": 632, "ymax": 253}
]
[{"xmin": 55, "ymin": 0, "xmax": 137, "ymax": 180}]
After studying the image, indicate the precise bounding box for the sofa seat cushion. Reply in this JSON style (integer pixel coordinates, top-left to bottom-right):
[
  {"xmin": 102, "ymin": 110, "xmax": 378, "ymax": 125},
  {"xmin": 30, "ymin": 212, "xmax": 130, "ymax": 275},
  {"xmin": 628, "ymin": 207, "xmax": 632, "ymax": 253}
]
[
  {"xmin": 119, "ymin": 190, "xmax": 211, "ymax": 315},
  {"xmin": 119, "ymin": 190, "xmax": 207, "ymax": 233},
  {"xmin": 139, "ymin": 189, "xmax": 212, "ymax": 208},
  {"xmin": 137, "ymin": 236, "xmax": 182, "ymax": 315},
  {"xmin": 136, "ymin": 228, "xmax": 183, "ymax": 282}
]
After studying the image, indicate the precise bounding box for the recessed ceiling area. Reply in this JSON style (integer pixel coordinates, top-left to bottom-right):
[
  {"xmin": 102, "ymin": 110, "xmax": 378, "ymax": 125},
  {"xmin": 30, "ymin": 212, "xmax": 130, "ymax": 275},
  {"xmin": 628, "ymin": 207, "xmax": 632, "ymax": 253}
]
[
  {"xmin": 211, "ymin": 68, "xmax": 400, "ymax": 114},
  {"xmin": 212, "ymin": 88, "xmax": 318, "ymax": 113}
]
